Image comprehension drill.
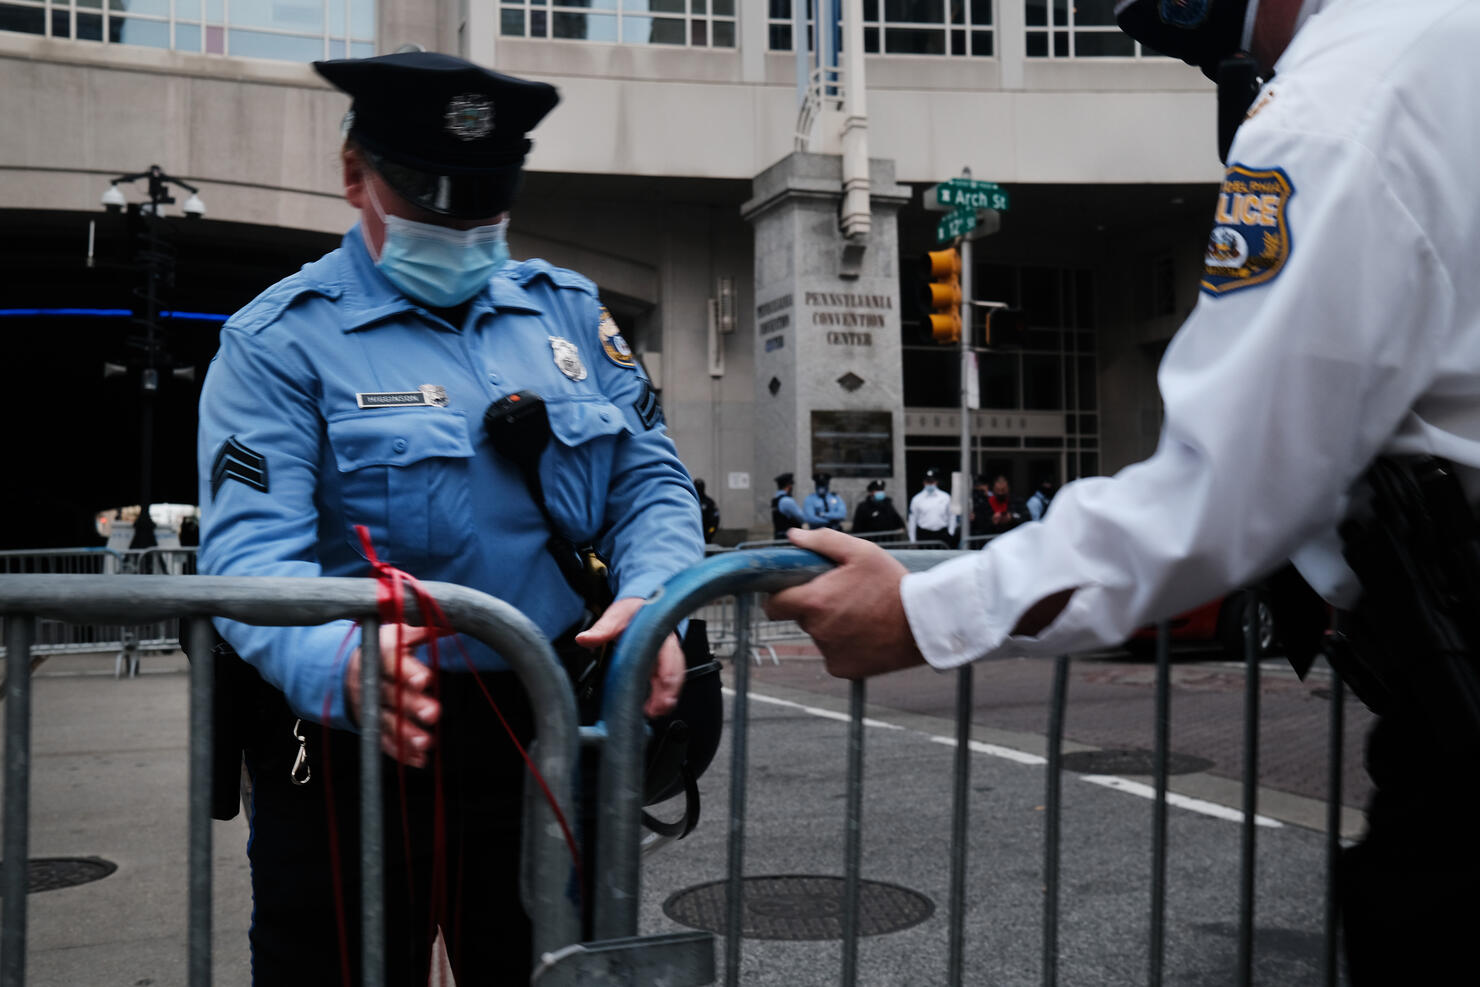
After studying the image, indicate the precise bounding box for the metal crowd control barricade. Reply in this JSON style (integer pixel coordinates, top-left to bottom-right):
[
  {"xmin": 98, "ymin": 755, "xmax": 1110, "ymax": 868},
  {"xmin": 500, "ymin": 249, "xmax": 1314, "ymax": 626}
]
[
  {"xmin": 598, "ymin": 549, "xmax": 1349, "ymax": 987},
  {"xmin": 0, "ymin": 574, "xmax": 590, "ymax": 987}
]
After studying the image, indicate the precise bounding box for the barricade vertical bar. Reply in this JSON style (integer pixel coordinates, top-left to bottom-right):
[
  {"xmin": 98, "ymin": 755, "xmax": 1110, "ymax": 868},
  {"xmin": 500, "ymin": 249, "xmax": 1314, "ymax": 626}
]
[
  {"xmin": 947, "ymin": 665, "xmax": 973, "ymax": 986},
  {"xmin": 186, "ymin": 620, "xmax": 215, "ymax": 987},
  {"xmin": 1042, "ymin": 655, "xmax": 1069, "ymax": 987},
  {"xmin": 725, "ymin": 594, "xmax": 754, "ymax": 987},
  {"xmin": 1149, "ymin": 623, "xmax": 1171, "ymax": 987},
  {"xmin": 2, "ymin": 616, "xmax": 34, "ymax": 987},
  {"xmin": 840, "ymin": 679, "xmax": 866, "ymax": 987},
  {"xmin": 1323, "ymin": 673, "xmax": 1344, "ymax": 987},
  {"xmin": 1236, "ymin": 596, "xmax": 1260, "ymax": 986},
  {"xmin": 359, "ymin": 618, "xmax": 384, "ymax": 987}
]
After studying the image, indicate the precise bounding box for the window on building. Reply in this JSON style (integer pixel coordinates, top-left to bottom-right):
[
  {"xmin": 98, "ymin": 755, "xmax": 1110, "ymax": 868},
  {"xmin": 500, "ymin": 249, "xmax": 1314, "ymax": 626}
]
[
  {"xmin": 768, "ymin": 0, "xmax": 993, "ymax": 57},
  {"xmin": 1024, "ymin": 0, "xmax": 1160, "ymax": 58},
  {"xmin": 0, "ymin": 0, "xmax": 375, "ymax": 60},
  {"xmin": 500, "ymin": 0, "xmax": 737, "ymax": 48}
]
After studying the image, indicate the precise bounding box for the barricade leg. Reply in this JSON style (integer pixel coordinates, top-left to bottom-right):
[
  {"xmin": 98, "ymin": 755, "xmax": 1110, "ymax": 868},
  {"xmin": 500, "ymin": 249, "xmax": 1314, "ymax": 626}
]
[
  {"xmin": 1237, "ymin": 596, "xmax": 1260, "ymax": 986},
  {"xmin": 359, "ymin": 618, "xmax": 385, "ymax": 987},
  {"xmin": 947, "ymin": 665, "xmax": 973, "ymax": 986},
  {"xmin": 1149, "ymin": 624, "xmax": 1171, "ymax": 987},
  {"xmin": 840, "ymin": 680, "xmax": 865, "ymax": 986},
  {"xmin": 724, "ymin": 595, "xmax": 754, "ymax": 987},
  {"xmin": 186, "ymin": 620, "xmax": 214, "ymax": 987},
  {"xmin": 1043, "ymin": 655, "xmax": 1069, "ymax": 987},
  {"xmin": 2, "ymin": 617, "xmax": 34, "ymax": 987}
]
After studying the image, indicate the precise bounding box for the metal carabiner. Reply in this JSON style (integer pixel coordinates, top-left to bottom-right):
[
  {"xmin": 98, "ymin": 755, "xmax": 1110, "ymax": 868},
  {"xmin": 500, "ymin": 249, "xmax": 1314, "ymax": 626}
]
[{"xmin": 290, "ymin": 718, "xmax": 311, "ymax": 786}]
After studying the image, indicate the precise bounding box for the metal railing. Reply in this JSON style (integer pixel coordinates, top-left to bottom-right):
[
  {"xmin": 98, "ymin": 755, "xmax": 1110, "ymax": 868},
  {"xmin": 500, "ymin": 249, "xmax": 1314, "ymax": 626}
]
[
  {"xmin": 0, "ymin": 549, "xmax": 199, "ymax": 673},
  {"xmin": 0, "ymin": 574, "xmax": 591, "ymax": 987},
  {"xmin": 607, "ymin": 547, "xmax": 1349, "ymax": 986}
]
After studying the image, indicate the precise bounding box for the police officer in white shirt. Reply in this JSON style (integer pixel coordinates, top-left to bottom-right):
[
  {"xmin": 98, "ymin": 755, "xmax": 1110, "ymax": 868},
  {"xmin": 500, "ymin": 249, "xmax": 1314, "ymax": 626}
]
[
  {"xmin": 906, "ymin": 468, "xmax": 956, "ymax": 547},
  {"xmin": 766, "ymin": 1, "xmax": 1480, "ymax": 981}
]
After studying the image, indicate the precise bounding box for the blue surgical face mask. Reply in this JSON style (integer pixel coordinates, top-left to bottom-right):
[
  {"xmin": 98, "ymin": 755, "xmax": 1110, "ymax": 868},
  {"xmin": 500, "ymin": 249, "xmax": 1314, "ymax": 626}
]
[
  {"xmin": 872, "ymin": 491, "xmax": 885, "ymax": 501},
  {"xmin": 367, "ymin": 181, "xmax": 509, "ymax": 307}
]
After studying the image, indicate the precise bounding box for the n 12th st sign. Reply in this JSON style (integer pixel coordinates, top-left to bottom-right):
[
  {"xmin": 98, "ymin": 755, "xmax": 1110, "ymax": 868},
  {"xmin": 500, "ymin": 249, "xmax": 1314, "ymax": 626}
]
[
  {"xmin": 935, "ymin": 180, "xmax": 1010, "ymax": 213},
  {"xmin": 936, "ymin": 208, "xmax": 978, "ymax": 243}
]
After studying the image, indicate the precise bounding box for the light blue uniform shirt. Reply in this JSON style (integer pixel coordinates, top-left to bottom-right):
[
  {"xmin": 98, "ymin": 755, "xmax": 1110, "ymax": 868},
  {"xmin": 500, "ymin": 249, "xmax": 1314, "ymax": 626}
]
[
  {"xmin": 197, "ymin": 226, "xmax": 704, "ymax": 729},
  {"xmin": 802, "ymin": 490, "xmax": 847, "ymax": 529}
]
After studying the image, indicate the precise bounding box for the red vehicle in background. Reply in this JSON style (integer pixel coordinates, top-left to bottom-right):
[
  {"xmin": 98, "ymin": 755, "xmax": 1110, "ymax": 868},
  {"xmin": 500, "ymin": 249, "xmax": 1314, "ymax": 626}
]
[{"xmin": 1127, "ymin": 590, "xmax": 1278, "ymax": 660}]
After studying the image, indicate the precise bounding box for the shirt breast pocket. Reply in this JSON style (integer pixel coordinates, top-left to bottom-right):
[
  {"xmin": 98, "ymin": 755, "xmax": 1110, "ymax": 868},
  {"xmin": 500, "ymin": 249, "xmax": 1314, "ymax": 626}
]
[
  {"xmin": 326, "ymin": 408, "xmax": 475, "ymax": 566},
  {"xmin": 541, "ymin": 396, "xmax": 633, "ymax": 543}
]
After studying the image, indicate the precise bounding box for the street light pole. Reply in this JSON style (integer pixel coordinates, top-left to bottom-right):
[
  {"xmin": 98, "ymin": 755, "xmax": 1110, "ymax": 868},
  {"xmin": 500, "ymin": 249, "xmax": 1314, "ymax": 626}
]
[{"xmin": 101, "ymin": 165, "xmax": 205, "ymax": 552}]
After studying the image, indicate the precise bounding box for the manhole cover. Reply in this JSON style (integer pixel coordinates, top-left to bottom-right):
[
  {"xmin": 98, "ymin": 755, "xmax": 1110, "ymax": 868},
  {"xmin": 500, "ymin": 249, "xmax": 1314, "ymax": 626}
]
[
  {"xmin": 0, "ymin": 857, "xmax": 117, "ymax": 895},
  {"xmin": 1060, "ymin": 749, "xmax": 1214, "ymax": 776},
  {"xmin": 664, "ymin": 875, "xmax": 934, "ymax": 941}
]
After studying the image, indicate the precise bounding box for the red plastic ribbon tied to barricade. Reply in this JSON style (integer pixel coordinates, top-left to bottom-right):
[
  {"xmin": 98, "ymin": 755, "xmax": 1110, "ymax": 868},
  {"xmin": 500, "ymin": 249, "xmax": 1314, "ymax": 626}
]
[{"xmin": 317, "ymin": 525, "xmax": 584, "ymax": 987}]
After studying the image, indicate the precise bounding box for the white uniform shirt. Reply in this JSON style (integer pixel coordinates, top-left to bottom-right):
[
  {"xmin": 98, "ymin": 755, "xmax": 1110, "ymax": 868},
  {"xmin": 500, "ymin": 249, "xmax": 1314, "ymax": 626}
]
[
  {"xmin": 908, "ymin": 485, "xmax": 956, "ymax": 542},
  {"xmin": 902, "ymin": 0, "xmax": 1480, "ymax": 669}
]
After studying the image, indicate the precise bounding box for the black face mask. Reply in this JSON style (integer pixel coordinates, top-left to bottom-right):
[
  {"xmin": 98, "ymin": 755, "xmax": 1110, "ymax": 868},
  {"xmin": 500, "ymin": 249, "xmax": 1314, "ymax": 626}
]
[{"xmin": 1114, "ymin": 0, "xmax": 1253, "ymax": 80}]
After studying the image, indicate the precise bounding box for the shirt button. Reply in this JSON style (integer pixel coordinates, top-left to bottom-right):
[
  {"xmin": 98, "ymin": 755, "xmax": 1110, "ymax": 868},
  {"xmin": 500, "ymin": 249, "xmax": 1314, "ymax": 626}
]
[
  {"xmin": 600, "ymin": 413, "xmax": 611, "ymax": 424},
  {"xmin": 488, "ymin": 372, "xmax": 499, "ymax": 383},
  {"xmin": 392, "ymin": 438, "xmax": 408, "ymax": 453}
]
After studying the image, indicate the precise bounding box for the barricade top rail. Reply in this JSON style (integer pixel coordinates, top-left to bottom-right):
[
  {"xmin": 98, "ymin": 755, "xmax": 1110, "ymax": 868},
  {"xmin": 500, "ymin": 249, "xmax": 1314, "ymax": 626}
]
[
  {"xmin": 592, "ymin": 547, "xmax": 960, "ymax": 940},
  {"xmin": 0, "ymin": 572, "xmax": 585, "ymax": 955}
]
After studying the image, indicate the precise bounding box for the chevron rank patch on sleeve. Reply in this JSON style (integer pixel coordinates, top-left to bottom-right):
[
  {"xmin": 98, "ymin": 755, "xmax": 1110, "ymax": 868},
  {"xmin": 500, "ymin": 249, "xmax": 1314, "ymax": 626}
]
[
  {"xmin": 211, "ymin": 436, "xmax": 269, "ymax": 499},
  {"xmin": 633, "ymin": 379, "xmax": 664, "ymax": 430}
]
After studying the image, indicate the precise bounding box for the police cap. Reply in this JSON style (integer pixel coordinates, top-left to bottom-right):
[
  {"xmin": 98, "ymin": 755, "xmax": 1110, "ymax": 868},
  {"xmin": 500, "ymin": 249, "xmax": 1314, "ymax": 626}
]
[
  {"xmin": 313, "ymin": 50, "xmax": 560, "ymax": 219},
  {"xmin": 923, "ymin": 467, "xmax": 941, "ymax": 481},
  {"xmin": 812, "ymin": 472, "xmax": 831, "ymax": 487},
  {"xmin": 775, "ymin": 472, "xmax": 794, "ymax": 488},
  {"xmin": 867, "ymin": 480, "xmax": 885, "ymax": 492}
]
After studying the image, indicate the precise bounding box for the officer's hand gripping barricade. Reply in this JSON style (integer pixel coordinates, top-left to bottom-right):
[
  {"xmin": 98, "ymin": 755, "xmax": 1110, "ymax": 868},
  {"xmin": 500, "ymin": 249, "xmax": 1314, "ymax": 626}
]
[
  {"xmin": 1330, "ymin": 456, "xmax": 1480, "ymax": 753},
  {"xmin": 483, "ymin": 390, "xmax": 722, "ymax": 838}
]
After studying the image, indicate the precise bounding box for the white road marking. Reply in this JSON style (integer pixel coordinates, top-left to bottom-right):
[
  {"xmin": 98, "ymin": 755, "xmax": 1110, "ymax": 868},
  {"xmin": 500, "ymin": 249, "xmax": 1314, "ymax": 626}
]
[{"xmin": 733, "ymin": 687, "xmax": 1281, "ymax": 827}]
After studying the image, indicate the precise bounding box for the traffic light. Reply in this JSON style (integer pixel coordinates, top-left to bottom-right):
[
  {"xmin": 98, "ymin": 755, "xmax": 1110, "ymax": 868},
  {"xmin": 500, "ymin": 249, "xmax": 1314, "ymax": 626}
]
[
  {"xmin": 921, "ymin": 247, "xmax": 962, "ymax": 344},
  {"xmin": 983, "ymin": 306, "xmax": 1027, "ymax": 348}
]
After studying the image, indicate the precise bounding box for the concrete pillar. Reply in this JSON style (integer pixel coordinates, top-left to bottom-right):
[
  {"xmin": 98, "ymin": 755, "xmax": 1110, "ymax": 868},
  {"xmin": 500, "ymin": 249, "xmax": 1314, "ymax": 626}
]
[{"xmin": 741, "ymin": 152, "xmax": 911, "ymax": 526}]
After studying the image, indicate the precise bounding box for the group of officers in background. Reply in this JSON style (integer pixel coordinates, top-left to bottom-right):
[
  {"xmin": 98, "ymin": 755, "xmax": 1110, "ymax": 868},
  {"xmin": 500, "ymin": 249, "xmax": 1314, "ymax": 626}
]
[{"xmin": 770, "ymin": 470, "xmax": 1057, "ymax": 545}]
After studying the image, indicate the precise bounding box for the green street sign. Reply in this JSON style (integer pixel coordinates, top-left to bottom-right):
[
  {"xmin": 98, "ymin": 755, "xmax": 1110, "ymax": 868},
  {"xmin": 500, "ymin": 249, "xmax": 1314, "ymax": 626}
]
[
  {"xmin": 936, "ymin": 208, "xmax": 977, "ymax": 244},
  {"xmin": 935, "ymin": 180, "xmax": 1010, "ymax": 212}
]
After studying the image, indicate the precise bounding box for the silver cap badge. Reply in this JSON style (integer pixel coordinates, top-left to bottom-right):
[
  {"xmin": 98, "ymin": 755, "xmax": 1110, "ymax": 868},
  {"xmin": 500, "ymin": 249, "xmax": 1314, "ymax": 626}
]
[
  {"xmin": 550, "ymin": 337, "xmax": 587, "ymax": 381},
  {"xmin": 444, "ymin": 94, "xmax": 494, "ymax": 141}
]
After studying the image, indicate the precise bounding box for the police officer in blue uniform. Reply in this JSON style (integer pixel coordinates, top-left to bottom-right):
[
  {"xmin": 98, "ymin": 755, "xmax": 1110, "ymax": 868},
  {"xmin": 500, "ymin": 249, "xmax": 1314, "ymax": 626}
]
[
  {"xmin": 196, "ymin": 50, "xmax": 703, "ymax": 985},
  {"xmin": 801, "ymin": 472, "xmax": 847, "ymax": 531},
  {"xmin": 771, "ymin": 472, "xmax": 805, "ymax": 539}
]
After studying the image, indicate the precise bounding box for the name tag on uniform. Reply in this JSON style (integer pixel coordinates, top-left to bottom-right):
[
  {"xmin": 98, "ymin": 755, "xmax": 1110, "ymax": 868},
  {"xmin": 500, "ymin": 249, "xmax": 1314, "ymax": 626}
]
[{"xmin": 356, "ymin": 385, "xmax": 449, "ymax": 409}]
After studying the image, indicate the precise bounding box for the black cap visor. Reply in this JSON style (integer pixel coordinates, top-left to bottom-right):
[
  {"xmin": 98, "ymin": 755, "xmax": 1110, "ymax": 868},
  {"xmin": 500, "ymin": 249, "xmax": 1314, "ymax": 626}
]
[{"xmin": 364, "ymin": 147, "xmax": 523, "ymax": 219}]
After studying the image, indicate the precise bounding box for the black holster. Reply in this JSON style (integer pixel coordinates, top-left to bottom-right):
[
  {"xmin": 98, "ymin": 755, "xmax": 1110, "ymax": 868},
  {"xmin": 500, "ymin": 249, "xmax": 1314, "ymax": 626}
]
[{"xmin": 1333, "ymin": 456, "xmax": 1480, "ymax": 754}]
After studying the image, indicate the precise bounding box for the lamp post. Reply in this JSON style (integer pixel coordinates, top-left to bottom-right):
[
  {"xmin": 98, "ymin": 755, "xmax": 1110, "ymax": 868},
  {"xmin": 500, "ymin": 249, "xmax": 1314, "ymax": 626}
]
[{"xmin": 100, "ymin": 165, "xmax": 205, "ymax": 551}]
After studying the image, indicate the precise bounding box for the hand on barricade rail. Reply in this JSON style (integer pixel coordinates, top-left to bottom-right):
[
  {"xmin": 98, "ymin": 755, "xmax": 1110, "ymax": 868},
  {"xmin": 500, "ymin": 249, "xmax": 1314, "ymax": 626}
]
[
  {"xmin": 575, "ymin": 596, "xmax": 686, "ymax": 717},
  {"xmin": 344, "ymin": 622, "xmax": 446, "ymax": 769},
  {"xmin": 763, "ymin": 528, "xmax": 926, "ymax": 679}
]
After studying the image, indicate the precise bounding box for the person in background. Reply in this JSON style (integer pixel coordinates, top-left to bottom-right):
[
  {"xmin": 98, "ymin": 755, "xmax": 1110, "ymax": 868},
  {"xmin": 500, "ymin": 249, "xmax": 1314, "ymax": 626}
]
[
  {"xmin": 907, "ymin": 467, "xmax": 955, "ymax": 547},
  {"xmin": 851, "ymin": 479, "xmax": 905, "ymax": 536},
  {"xmin": 802, "ymin": 472, "xmax": 848, "ymax": 531},
  {"xmin": 985, "ymin": 475, "xmax": 1027, "ymax": 533},
  {"xmin": 771, "ymin": 472, "xmax": 806, "ymax": 539},
  {"xmin": 695, "ymin": 478, "xmax": 721, "ymax": 543},
  {"xmin": 1027, "ymin": 476, "xmax": 1057, "ymax": 521}
]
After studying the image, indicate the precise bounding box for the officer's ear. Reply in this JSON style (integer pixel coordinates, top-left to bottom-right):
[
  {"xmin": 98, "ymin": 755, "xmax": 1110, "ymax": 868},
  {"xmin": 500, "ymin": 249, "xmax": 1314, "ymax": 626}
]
[{"xmin": 342, "ymin": 143, "xmax": 368, "ymax": 211}]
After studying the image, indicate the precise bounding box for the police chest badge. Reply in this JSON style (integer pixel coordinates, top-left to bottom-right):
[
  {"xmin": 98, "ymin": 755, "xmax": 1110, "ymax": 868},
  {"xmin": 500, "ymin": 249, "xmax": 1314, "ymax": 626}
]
[
  {"xmin": 549, "ymin": 336, "xmax": 587, "ymax": 381},
  {"xmin": 598, "ymin": 308, "xmax": 637, "ymax": 370},
  {"xmin": 1201, "ymin": 165, "xmax": 1294, "ymax": 296}
]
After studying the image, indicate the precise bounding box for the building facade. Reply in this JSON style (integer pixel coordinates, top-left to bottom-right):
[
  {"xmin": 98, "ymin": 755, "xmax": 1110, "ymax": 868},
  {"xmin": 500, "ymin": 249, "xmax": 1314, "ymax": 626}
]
[{"xmin": 0, "ymin": 0, "xmax": 1221, "ymax": 545}]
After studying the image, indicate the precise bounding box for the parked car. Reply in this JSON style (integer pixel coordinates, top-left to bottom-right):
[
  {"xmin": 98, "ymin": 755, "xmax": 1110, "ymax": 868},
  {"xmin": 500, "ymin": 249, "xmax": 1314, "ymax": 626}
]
[{"xmin": 1127, "ymin": 589, "xmax": 1277, "ymax": 660}]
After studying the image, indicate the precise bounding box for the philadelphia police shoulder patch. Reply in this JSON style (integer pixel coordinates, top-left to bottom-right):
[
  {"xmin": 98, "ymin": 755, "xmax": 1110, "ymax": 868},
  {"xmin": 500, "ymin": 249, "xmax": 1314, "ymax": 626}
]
[
  {"xmin": 598, "ymin": 307, "xmax": 637, "ymax": 369},
  {"xmin": 1201, "ymin": 165, "xmax": 1294, "ymax": 297}
]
